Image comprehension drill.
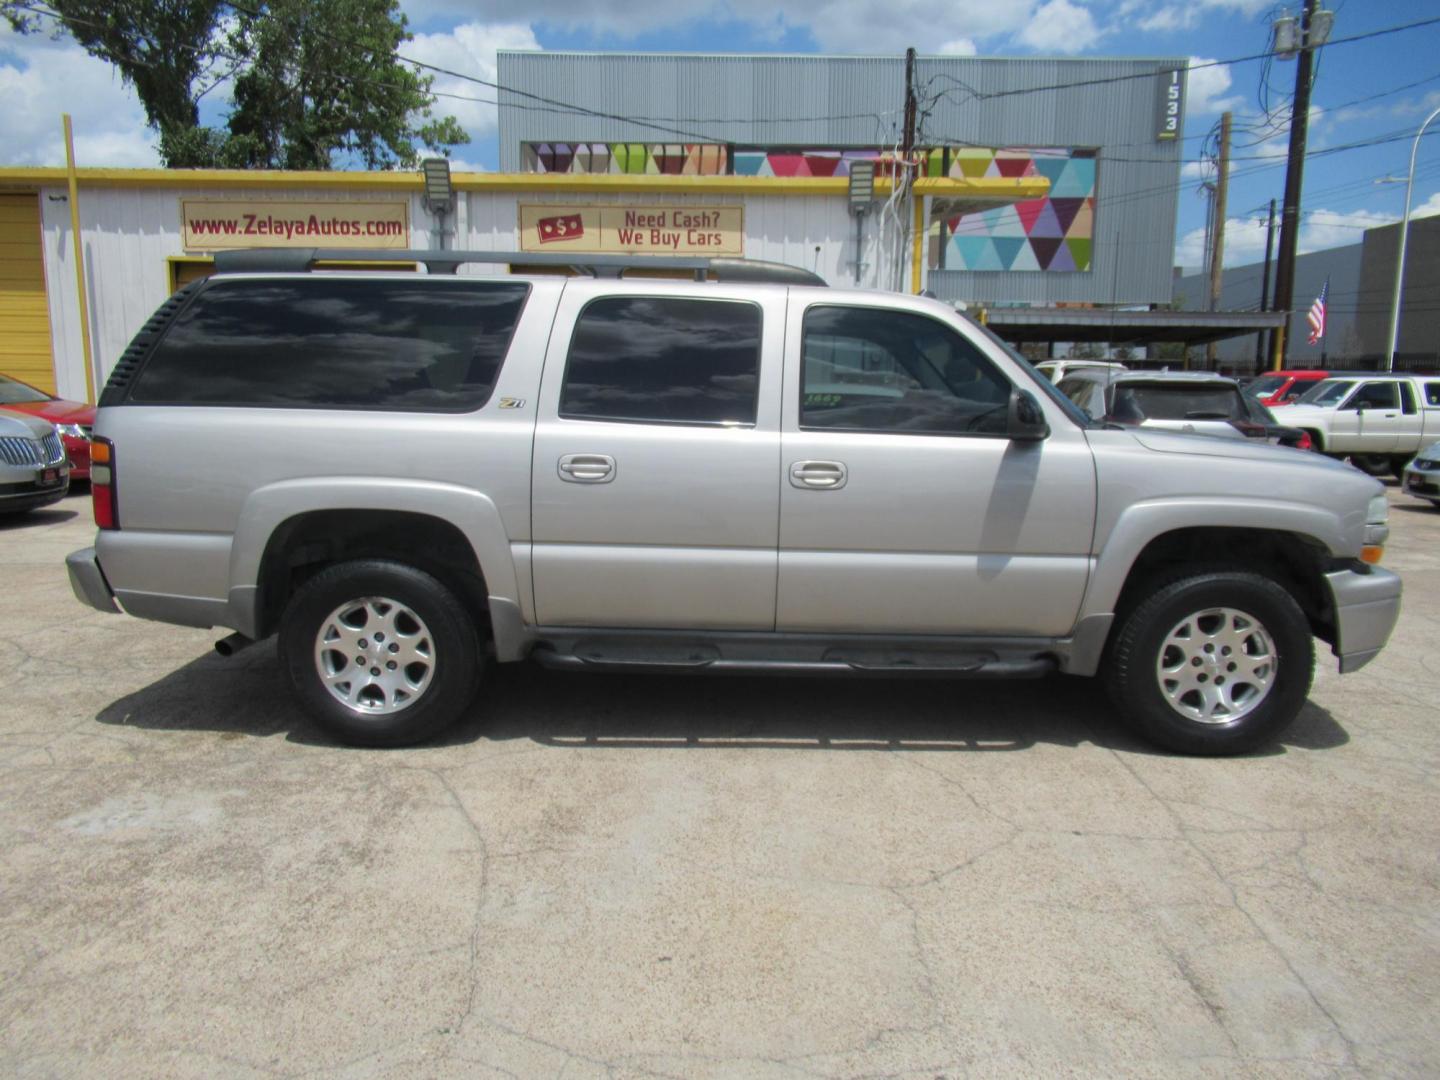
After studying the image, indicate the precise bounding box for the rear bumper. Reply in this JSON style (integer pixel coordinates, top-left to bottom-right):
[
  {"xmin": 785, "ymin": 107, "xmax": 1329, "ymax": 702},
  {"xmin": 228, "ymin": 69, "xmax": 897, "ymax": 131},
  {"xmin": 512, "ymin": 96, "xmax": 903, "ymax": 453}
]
[
  {"xmin": 1325, "ymin": 565, "xmax": 1402, "ymax": 673},
  {"xmin": 66, "ymin": 547, "xmax": 120, "ymax": 614}
]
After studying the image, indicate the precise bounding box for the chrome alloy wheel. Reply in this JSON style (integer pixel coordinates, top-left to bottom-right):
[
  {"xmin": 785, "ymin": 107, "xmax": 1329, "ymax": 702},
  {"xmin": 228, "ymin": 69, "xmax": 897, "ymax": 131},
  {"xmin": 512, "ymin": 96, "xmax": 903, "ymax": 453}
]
[
  {"xmin": 314, "ymin": 596, "xmax": 435, "ymax": 715},
  {"xmin": 1155, "ymin": 607, "xmax": 1277, "ymax": 724}
]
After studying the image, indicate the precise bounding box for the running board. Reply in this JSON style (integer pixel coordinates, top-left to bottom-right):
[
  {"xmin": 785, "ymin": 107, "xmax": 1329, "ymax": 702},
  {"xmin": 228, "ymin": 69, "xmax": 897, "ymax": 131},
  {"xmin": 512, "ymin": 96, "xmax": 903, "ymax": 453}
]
[{"xmin": 529, "ymin": 633, "xmax": 1057, "ymax": 679}]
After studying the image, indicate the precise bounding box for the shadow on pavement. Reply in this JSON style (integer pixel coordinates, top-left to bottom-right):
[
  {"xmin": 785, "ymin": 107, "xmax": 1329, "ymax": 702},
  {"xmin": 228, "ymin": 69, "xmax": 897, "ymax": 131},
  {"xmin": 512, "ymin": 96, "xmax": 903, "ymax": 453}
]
[
  {"xmin": 95, "ymin": 643, "xmax": 1350, "ymax": 758},
  {"xmin": 0, "ymin": 508, "xmax": 77, "ymax": 530}
]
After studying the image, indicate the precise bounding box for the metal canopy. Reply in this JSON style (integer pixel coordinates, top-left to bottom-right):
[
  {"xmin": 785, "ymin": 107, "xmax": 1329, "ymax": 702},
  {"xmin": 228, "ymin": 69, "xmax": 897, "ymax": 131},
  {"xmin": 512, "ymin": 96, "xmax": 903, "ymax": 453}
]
[
  {"xmin": 981, "ymin": 308, "xmax": 1288, "ymax": 346},
  {"xmin": 211, "ymin": 248, "xmax": 828, "ymax": 286}
]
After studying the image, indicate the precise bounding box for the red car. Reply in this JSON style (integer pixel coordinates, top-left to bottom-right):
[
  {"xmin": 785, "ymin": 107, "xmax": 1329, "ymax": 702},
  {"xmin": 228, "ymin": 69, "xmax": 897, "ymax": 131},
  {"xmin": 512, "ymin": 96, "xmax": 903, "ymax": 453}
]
[
  {"xmin": 1244, "ymin": 369, "xmax": 1330, "ymax": 407},
  {"xmin": 0, "ymin": 373, "xmax": 94, "ymax": 480}
]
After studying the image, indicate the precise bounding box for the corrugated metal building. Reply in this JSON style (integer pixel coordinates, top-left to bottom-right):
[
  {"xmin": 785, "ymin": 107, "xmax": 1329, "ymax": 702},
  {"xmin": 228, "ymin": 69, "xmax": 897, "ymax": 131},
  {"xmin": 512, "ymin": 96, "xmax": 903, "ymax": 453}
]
[{"xmin": 497, "ymin": 51, "xmax": 1188, "ymax": 306}]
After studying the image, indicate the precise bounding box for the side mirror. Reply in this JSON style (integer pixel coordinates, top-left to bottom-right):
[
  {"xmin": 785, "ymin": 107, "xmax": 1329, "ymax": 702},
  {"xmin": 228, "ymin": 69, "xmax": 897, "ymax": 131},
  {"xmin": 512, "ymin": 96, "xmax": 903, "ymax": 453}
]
[{"xmin": 1008, "ymin": 389, "xmax": 1050, "ymax": 441}]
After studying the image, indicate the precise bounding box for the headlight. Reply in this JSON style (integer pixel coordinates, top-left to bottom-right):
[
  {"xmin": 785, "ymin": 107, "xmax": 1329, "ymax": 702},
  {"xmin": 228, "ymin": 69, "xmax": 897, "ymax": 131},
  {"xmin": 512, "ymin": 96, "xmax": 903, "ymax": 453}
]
[
  {"xmin": 54, "ymin": 423, "xmax": 87, "ymax": 439},
  {"xmin": 1362, "ymin": 493, "xmax": 1389, "ymax": 564}
]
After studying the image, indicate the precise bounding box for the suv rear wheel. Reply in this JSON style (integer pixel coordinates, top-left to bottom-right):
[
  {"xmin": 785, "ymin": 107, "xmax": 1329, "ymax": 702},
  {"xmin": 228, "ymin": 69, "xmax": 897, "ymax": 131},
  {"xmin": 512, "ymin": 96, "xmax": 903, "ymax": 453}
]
[
  {"xmin": 1105, "ymin": 570, "xmax": 1313, "ymax": 755},
  {"xmin": 278, "ymin": 559, "xmax": 483, "ymax": 747}
]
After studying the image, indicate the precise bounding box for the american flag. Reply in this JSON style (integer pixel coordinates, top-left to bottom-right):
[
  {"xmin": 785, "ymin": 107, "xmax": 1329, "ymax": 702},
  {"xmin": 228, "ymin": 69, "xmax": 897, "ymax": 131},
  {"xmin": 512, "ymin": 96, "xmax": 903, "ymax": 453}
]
[{"xmin": 1306, "ymin": 278, "xmax": 1329, "ymax": 345}]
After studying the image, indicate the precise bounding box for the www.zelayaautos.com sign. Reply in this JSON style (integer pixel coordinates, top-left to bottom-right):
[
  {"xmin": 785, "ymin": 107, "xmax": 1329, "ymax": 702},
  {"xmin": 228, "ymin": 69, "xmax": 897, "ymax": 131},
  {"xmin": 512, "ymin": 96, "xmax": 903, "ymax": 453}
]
[{"xmin": 181, "ymin": 200, "xmax": 410, "ymax": 250}]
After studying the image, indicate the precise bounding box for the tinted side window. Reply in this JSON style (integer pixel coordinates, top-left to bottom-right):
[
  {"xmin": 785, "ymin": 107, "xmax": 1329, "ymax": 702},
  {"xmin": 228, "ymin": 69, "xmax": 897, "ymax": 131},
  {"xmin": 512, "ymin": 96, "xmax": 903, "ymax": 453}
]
[
  {"xmin": 801, "ymin": 306, "xmax": 1011, "ymax": 435},
  {"xmin": 128, "ymin": 278, "xmax": 529, "ymax": 410},
  {"xmin": 560, "ymin": 297, "xmax": 761, "ymax": 426},
  {"xmin": 1425, "ymin": 381, "xmax": 1440, "ymax": 407},
  {"xmin": 1400, "ymin": 382, "xmax": 1417, "ymax": 414}
]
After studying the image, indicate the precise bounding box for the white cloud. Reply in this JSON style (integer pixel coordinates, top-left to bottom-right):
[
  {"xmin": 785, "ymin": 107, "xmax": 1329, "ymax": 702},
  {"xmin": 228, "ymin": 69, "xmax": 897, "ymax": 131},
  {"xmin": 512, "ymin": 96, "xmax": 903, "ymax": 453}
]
[
  {"xmin": 937, "ymin": 38, "xmax": 978, "ymax": 56},
  {"xmin": 1174, "ymin": 205, "xmax": 1404, "ymax": 272},
  {"xmin": 1120, "ymin": 0, "xmax": 1270, "ymax": 32},
  {"xmin": 0, "ymin": 25, "xmax": 157, "ymax": 167},
  {"xmin": 1016, "ymin": 0, "xmax": 1101, "ymax": 54},
  {"xmin": 1185, "ymin": 57, "xmax": 1245, "ymax": 118},
  {"xmin": 1413, "ymin": 191, "xmax": 1440, "ymax": 219},
  {"xmin": 406, "ymin": 20, "xmax": 540, "ymax": 147}
]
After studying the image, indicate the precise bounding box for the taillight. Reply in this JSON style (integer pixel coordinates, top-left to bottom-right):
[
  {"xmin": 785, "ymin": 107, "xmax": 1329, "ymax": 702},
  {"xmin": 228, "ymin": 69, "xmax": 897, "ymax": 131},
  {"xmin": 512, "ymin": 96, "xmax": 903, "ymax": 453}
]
[
  {"xmin": 1295, "ymin": 431, "xmax": 1314, "ymax": 451},
  {"xmin": 91, "ymin": 436, "xmax": 118, "ymax": 530}
]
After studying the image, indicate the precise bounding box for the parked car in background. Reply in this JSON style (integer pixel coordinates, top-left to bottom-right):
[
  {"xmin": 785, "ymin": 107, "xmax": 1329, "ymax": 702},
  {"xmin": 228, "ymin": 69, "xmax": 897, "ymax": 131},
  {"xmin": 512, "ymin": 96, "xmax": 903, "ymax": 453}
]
[
  {"xmin": 0, "ymin": 374, "xmax": 94, "ymax": 480},
  {"xmin": 1403, "ymin": 442, "xmax": 1440, "ymax": 507},
  {"xmin": 0, "ymin": 412, "xmax": 68, "ymax": 514},
  {"xmin": 1245, "ymin": 369, "xmax": 1330, "ymax": 407},
  {"xmin": 1056, "ymin": 370, "xmax": 1310, "ymax": 446},
  {"xmin": 1272, "ymin": 374, "xmax": 1440, "ymax": 476},
  {"xmin": 1035, "ymin": 359, "xmax": 1127, "ymax": 383}
]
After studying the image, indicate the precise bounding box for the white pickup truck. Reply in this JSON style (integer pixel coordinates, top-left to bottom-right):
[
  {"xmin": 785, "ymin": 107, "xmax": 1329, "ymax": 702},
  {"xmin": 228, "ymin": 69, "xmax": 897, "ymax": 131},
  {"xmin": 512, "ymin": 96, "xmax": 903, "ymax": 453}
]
[{"xmin": 1274, "ymin": 373, "xmax": 1440, "ymax": 476}]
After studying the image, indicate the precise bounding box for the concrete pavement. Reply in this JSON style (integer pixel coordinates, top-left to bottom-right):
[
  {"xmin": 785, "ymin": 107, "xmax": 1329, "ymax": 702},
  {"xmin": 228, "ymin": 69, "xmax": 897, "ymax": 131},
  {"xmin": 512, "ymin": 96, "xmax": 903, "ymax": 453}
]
[{"xmin": 2, "ymin": 486, "xmax": 1438, "ymax": 1078}]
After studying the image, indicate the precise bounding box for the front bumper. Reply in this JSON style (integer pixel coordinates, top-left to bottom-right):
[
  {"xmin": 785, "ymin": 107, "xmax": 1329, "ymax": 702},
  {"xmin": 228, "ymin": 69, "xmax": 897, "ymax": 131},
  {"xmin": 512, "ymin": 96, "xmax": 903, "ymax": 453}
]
[
  {"xmin": 66, "ymin": 547, "xmax": 120, "ymax": 614},
  {"xmin": 1403, "ymin": 464, "xmax": 1439, "ymax": 501},
  {"xmin": 1324, "ymin": 565, "xmax": 1402, "ymax": 673}
]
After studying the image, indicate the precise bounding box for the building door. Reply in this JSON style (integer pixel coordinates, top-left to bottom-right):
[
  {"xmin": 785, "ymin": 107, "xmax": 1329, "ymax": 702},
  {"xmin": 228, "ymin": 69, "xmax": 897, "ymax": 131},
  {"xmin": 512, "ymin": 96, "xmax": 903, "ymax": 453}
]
[
  {"xmin": 0, "ymin": 195, "xmax": 57, "ymax": 394},
  {"xmin": 530, "ymin": 282, "xmax": 785, "ymax": 629},
  {"xmin": 776, "ymin": 299, "xmax": 1097, "ymax": 637}
]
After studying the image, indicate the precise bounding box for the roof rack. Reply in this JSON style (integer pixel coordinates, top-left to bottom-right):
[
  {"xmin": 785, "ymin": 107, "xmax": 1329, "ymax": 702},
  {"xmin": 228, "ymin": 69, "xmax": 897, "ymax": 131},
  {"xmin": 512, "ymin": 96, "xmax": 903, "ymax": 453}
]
[{"xmin": 210, "ymin": 248, "xmax": 827, "ymax": 287}]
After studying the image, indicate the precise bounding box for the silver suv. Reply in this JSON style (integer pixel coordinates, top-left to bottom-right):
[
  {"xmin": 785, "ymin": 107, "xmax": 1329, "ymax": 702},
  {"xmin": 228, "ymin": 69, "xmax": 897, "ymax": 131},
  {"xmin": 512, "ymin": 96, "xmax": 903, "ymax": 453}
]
[{"xmin": 67, "ymin": 249, "xmax": 1402, "ymax": 755}]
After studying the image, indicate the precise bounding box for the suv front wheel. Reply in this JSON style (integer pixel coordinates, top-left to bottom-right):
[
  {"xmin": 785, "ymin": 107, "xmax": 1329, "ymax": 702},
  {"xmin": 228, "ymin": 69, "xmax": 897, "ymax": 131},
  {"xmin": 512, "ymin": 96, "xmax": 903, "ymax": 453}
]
[
  {"xmin": 1104, "ymin": 570, "xmax": 1314, "ymax": 755},
  {"xmin": 279, "ymin": 559, "xmax": 483, "ymax": 747}
]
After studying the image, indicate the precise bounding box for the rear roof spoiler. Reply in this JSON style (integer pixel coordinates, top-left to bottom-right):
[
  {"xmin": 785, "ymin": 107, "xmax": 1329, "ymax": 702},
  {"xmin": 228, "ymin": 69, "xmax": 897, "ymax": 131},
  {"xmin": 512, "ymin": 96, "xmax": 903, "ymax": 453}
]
[{"xmin": 210, "ymin": 248, "xmax": 827, "ymax": 287}]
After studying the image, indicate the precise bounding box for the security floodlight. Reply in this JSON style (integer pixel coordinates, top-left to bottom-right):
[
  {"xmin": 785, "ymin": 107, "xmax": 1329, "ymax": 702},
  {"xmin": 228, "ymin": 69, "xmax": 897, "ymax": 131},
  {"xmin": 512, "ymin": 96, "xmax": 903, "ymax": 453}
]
[
  {"xmin": 849, "ymin": 161, "xmax": 876, "ymax": 213},
  {"xmin": 421, "ymin": 157, "xmax": 454, "ymax": 215}
]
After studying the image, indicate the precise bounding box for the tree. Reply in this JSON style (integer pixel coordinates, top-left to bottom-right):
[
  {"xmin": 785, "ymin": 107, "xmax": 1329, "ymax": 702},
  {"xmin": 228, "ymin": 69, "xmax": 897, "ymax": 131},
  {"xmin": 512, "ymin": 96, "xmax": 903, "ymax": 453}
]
[{"xmin": 5, "ymin": 0, "xmax": 466, "ymax": 169}]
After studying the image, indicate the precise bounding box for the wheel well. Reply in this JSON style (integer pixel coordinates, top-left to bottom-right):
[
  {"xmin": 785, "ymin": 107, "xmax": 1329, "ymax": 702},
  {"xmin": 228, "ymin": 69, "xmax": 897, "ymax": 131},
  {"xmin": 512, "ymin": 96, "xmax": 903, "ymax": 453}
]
[
  {"xmin": 1114, "ymin": 527, "xmax": 1335, "ymax": 646},
  {"xmin": 256, "ymin": 510, "xmax": 490, "ymax": 641},
  {"xmin": 1300, "ymin": 428, "xmax": 1325, "ymax": 452}
]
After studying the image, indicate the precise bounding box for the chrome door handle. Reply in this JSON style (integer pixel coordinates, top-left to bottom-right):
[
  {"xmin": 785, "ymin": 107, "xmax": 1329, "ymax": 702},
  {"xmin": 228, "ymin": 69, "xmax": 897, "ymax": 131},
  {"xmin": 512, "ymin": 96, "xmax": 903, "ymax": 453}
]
[
  {"xmin": 558, "ymin": 453, "xmax": 615, "ymax": 483},
  {"xmin": 789, "ymin": 460, "xmax": 847, "ymax": 490}
]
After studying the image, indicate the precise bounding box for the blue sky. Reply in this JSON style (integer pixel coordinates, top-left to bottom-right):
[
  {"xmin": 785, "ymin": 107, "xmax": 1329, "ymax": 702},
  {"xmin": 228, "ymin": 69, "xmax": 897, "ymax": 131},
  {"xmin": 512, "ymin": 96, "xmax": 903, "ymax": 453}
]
[{"xmin": 3, "ymin": 0, "xmax": 1438, "ymax": 272}]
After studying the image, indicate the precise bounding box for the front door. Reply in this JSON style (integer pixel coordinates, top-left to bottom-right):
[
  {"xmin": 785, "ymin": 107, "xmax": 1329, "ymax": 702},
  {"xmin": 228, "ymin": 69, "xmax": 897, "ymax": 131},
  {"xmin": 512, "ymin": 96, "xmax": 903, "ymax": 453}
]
[
  {"xmin": 776, "ymin": 300, "xmax": 1096, "ymax": 637},
  {"xmin": 530, "ymin": 282, "xmax": 784, "ymax": 629},
  {"xmin": 1345, "ymin": 381, "xmax": 1403, "ymax": 453}
]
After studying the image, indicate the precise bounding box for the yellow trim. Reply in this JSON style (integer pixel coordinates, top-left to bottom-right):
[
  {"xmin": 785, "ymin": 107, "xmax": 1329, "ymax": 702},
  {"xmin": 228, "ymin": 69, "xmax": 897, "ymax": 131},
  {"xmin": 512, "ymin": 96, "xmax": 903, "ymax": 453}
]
[
  {"xmin": 62, "ymin": 115, "xmax": 96, "ymax": 405},
  {"xmin": 911, "ymin": 194, "xmax": 925, "ymax": 295},
  {"xmin": 0, "ymin": 166, "xmax": 1047, "ymax": 202}
]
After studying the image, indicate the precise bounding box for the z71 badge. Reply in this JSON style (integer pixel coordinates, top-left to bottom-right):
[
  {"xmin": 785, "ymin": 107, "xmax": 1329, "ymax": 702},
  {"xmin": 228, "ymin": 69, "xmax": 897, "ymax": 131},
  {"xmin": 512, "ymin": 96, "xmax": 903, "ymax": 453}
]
[{"xmin": 497, "ymin": 398, "xmax": 526, "ymax": 410}]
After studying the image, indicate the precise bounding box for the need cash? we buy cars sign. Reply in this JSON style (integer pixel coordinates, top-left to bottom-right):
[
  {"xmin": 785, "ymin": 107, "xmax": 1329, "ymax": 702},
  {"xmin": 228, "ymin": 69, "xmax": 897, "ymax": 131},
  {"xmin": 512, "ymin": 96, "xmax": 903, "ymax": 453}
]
[
  {"xmin": 182, "ymin": 200, "xmax": 410, "ymax": 250},
  {"xmin": 518, "ymin": 204, "xmax": 743, "ymax": 255}
]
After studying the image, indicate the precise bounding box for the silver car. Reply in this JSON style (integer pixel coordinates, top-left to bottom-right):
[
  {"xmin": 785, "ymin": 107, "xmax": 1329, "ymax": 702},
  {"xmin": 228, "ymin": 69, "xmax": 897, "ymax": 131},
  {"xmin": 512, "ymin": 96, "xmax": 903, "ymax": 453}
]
[
  {"xmin": 1056, "ymin": 369, "xmax": 1295, "ymax": 443},
  {"xmin": 0, "ymin": 412, "xmax": 68, "ymax": 515},
  {"xmin": 1403, "ymin": 442, "xmax": 1440, "ymax": 507}
]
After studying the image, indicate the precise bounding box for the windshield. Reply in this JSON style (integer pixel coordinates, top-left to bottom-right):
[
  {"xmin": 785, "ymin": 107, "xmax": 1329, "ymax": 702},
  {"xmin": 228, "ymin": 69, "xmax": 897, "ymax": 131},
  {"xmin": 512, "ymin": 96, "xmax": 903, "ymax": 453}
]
[
  {"xmin": 1297, "ymin": 378, "xmax": 1357, "ymax": 406},
  {"xmin": 1113, "ymin": 384, "xmax": 1246, "ymax": 422},
  {"xmin": 1245, "ymin": 375, "xmax": 1288, "ymax": 398},
  {"xmin": 963, "ymin": 318, "xmax": 1096, "ymax": 428},
  {"xmin": 0, "ymin": 374, "xmax": 53, "ymax": 405}
]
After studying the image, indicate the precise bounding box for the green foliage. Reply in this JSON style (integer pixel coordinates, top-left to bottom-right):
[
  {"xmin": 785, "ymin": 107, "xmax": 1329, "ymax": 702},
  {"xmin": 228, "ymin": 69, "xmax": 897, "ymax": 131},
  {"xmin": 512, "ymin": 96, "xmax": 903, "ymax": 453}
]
[{"xmin": 8, "ymin": 0, "xmax": 467, "ymax": 169}]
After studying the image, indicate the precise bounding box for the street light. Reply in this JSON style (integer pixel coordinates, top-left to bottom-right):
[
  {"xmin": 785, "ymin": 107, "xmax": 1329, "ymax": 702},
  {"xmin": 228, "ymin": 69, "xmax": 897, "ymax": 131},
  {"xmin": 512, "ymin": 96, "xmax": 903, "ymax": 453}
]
[{"xmin": 1382, "ymin": 104, "xmax": 1440, "ymax": 372}]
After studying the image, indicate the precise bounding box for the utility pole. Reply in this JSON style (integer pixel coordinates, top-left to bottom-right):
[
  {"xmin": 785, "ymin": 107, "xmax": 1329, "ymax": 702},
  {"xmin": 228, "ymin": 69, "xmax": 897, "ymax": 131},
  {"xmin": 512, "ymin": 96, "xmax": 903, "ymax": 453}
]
[
  {"xmin": 901, "ymin": 47, "xmax": 918, "ymax": 293},
  {"xmin": 1206, "ymin": 111, "xmax": 1232, "ymax": 370},
  {"xmin": 1269, "ymin": 0, "xmax": 1321, "ymax": 371},
  {"xmin": 1257, "ymin": 199, "xmax": 1276, "ymax": 371}
]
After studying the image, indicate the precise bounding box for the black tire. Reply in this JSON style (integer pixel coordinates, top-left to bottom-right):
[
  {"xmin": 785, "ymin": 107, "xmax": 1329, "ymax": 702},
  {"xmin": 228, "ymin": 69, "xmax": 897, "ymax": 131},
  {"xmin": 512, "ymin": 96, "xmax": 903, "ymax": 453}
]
[
  {"xmin": 278, "ymin": 559, "xmax": 483, "ymax": 747},
  {"xmin": 1349, "ymin": 454, "xmax": 1390, "ymax": 477},
  {"xmin": 1104, "ymin": 570, "xmax": 1313, "ymax": 756},
  {"xmin": 1390, "ymin": 455, "xmax": 1413, "ymax": 479}
]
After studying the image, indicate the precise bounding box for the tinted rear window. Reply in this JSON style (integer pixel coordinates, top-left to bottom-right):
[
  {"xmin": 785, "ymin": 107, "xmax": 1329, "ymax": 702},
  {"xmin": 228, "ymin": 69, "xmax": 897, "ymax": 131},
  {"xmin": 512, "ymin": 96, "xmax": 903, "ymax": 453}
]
[
  {"xmin": 560, "ymin": 296, "xmax": 761, "ymax": 426},
  {"xmin": 1113, "ymin": 384, "xmax": 1246, "ymax": 422},
  {"xmin": 127, "ymin": 278, "xmax": 530, "ymax": 410}
]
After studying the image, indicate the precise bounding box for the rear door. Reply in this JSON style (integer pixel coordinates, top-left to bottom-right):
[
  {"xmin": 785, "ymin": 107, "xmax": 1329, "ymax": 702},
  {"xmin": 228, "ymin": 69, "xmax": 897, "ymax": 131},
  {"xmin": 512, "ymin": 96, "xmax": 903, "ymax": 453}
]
[
  {"xmin": 775, "ymin": 298, "xmax": 1095, "ymax": 636},
  {"xmin": 530, "ymin": 281, "xmax": 784, "ymax": 629}
]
